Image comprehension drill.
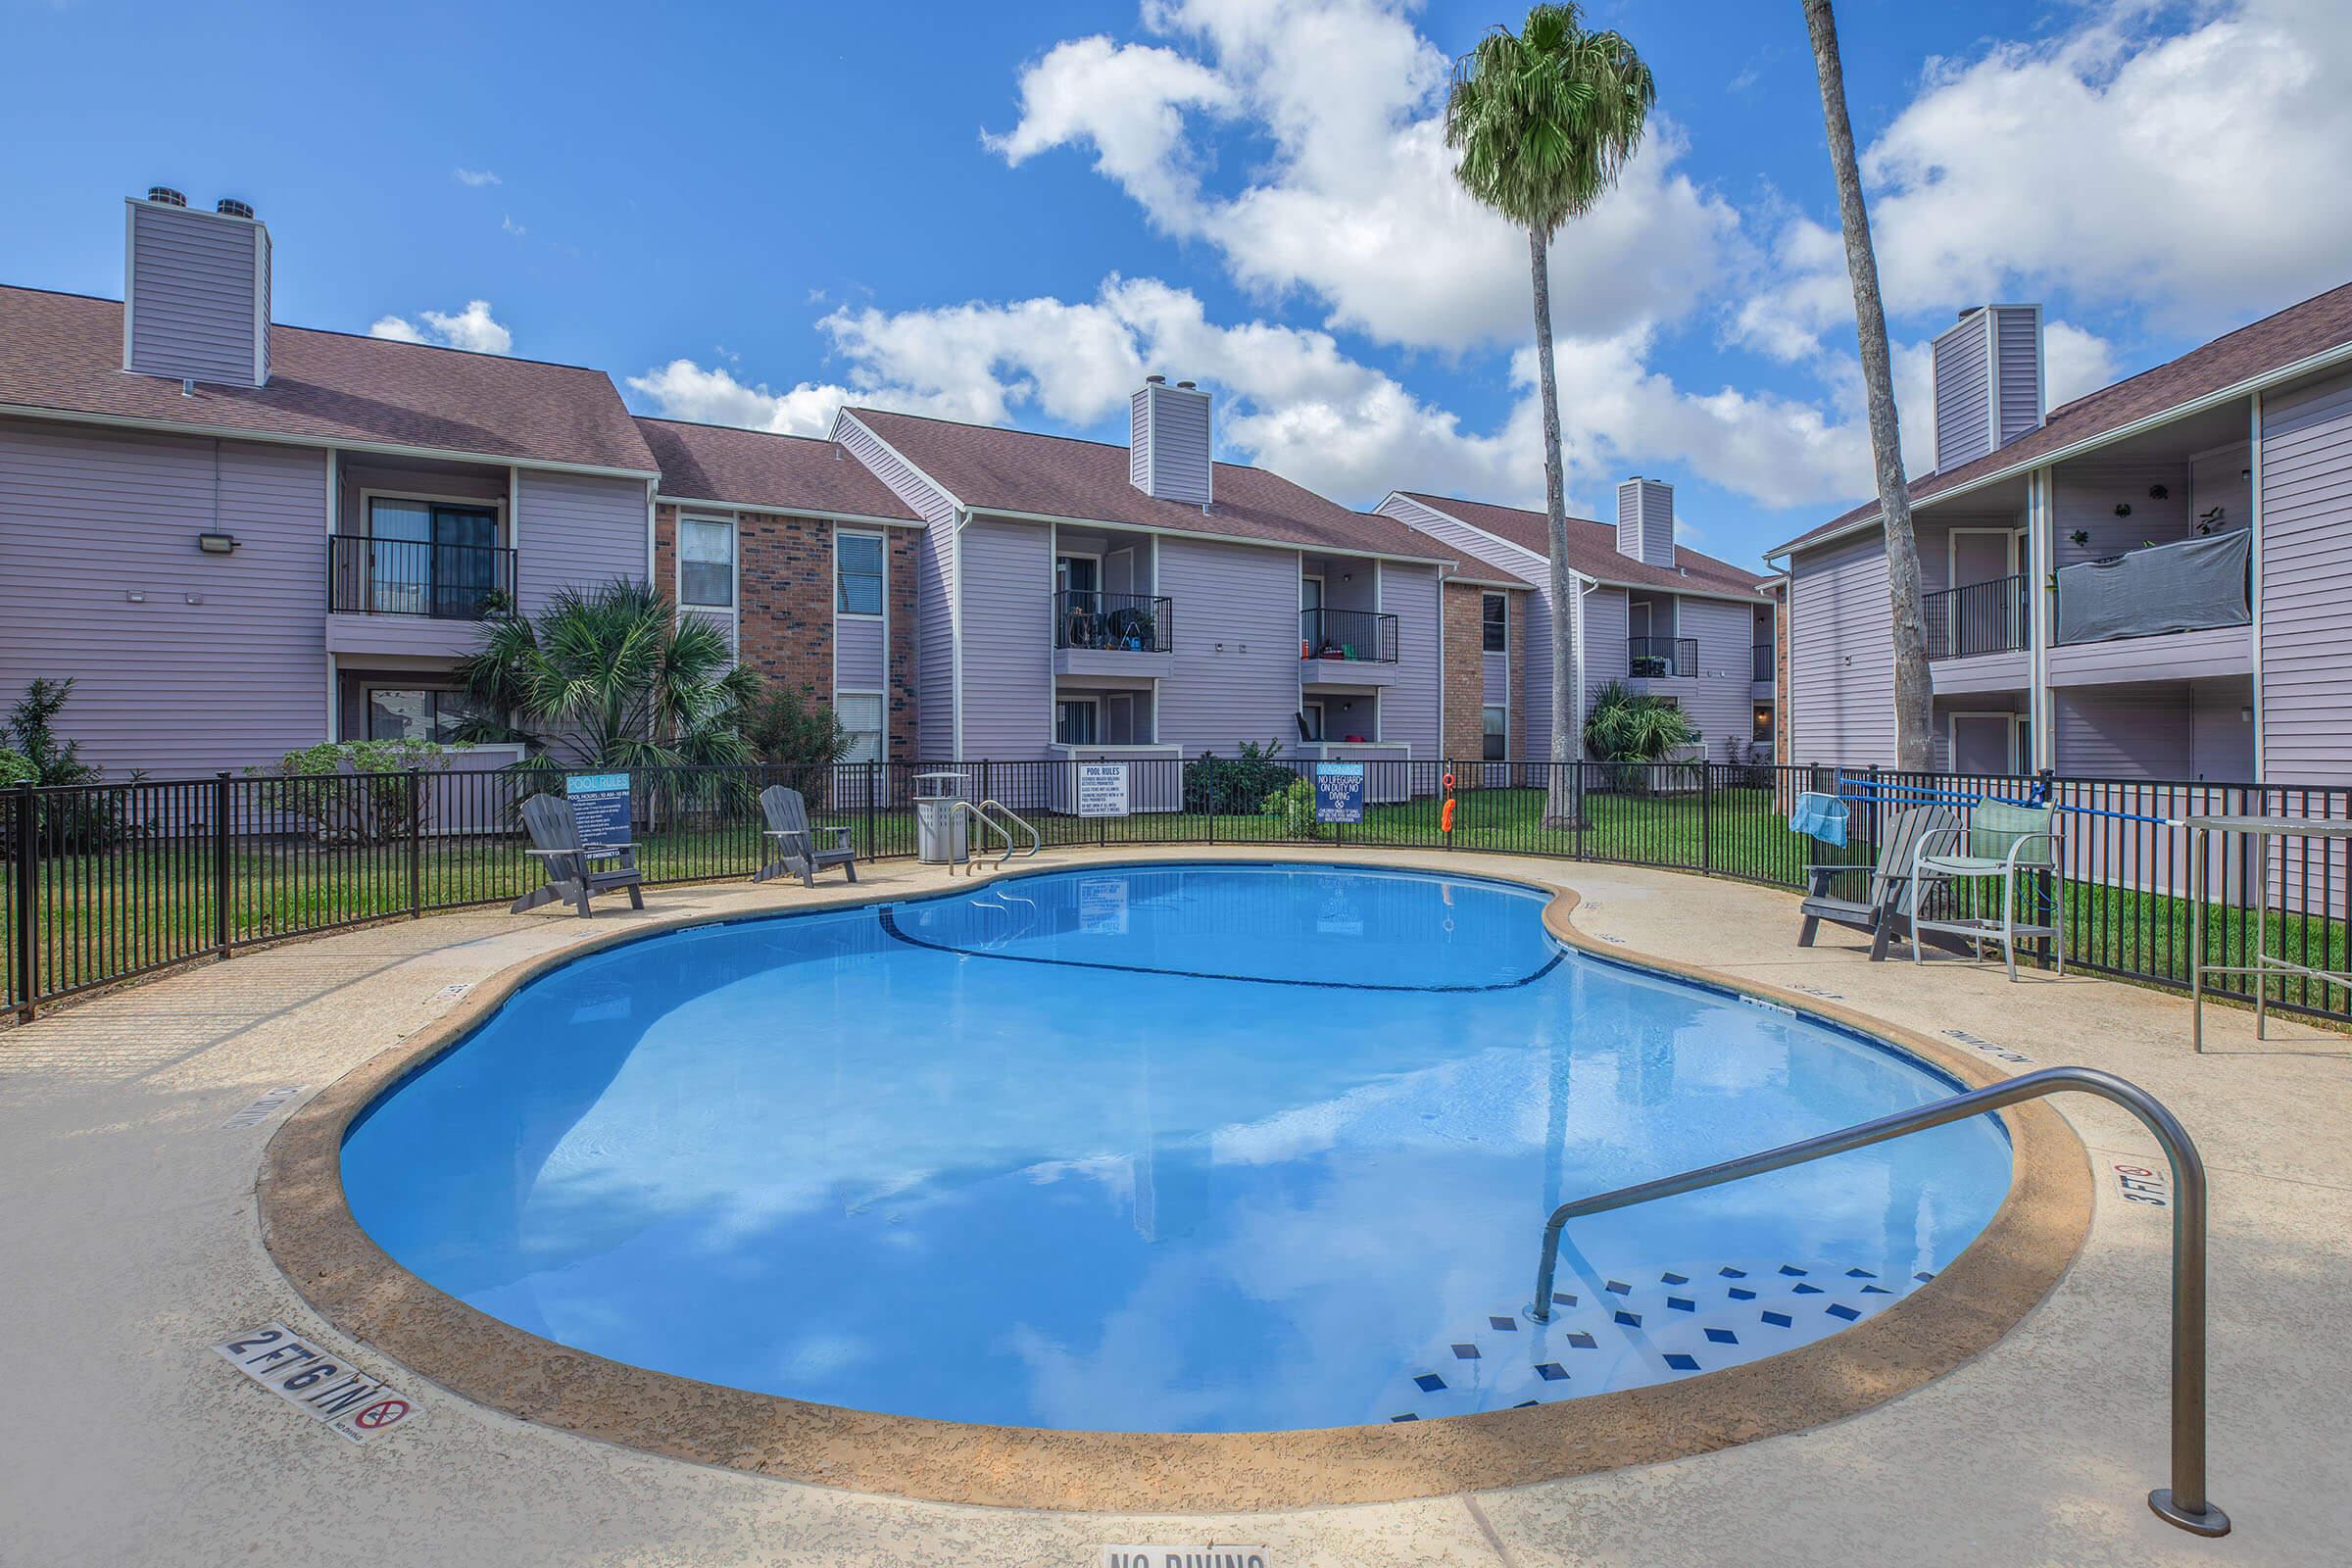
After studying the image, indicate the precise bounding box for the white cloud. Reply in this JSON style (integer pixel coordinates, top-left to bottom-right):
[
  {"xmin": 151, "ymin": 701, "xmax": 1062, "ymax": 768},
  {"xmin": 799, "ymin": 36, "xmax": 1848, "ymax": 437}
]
[
  {"xmin": 453, "ymin": 167, "xmax": 501, "ymax": 187},
  {"xmin": 629, "ymin": 274, "xmax": 1880, "ymax": 517},
  {"xmin": 501, "ymin": 214, "xmax": 525, "ymax": 236},
  {"xmin": 986, "ymin": 0, "xmax": 1741, "ymax": 351},
  {"xmin": 368, "ymin": 299, "xmax": 514, "ymax": 356}
]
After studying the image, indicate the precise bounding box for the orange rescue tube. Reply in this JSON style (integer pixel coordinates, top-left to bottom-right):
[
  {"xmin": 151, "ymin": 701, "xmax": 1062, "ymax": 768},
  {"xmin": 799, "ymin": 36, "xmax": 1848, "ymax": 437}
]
[{"xmin": 1441, "ymin": 797, "xmax": 1457, "ymax": 833}]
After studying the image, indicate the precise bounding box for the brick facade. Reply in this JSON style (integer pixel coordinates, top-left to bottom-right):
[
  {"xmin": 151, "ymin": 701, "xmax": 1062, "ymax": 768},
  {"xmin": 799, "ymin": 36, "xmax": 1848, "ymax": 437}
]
[
  {"xmin": 653, "ymin": 503, "xmax": 918, "ymax": 760},
  {"xmin": 1441, "ymin": 581, "xmax": 1526, "ymax": 775}
]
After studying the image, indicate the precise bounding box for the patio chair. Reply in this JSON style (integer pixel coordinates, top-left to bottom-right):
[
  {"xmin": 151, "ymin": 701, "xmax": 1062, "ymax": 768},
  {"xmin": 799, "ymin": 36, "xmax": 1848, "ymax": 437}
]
[
  {"xmin": 511, "ymin": 792, "xmax": 644, "ymax": 917},
  {"xmin": 1796, "ymin": 804, "xmax": 1959, "ymax": 960},
  {"xmin": 754, "ymin": 784, "xmax": 858, "ymax": 888},
  {"xmin": 1909, "ymin": 799, "xmax": 2063, "ymax": 981}
]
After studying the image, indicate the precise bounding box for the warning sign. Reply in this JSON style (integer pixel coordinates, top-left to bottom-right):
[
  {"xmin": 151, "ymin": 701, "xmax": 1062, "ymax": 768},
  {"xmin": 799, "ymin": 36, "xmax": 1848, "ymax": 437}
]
[
  {"xmin": 1076, "ymin": 761, "xmax": 1130, "ymax": 817},
  {"xmin": 213, "ymin": 1323, "xmax": 423, "ymax": 1445}
]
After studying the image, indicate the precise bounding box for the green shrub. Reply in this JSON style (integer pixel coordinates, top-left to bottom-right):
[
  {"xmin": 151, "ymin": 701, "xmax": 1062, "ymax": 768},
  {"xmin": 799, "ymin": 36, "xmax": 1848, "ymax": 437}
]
[
  {"xmin": 246, "ymin": 738, "xmax": 466, "ymax": 845},
  {"xmin": 1262, "ymin": 775, "xmax": 1322, "ymax": 839},
  {"xmin": 0, "ymin": 748, "xmax": 31, "ymax": 789},
  {"xmin": 1184, "ymin": 739, "xmax": 1293, "ymax": 814},
  {"xmin": 4, "ymin": 678, "xmax": 144, "ymax": 851}
]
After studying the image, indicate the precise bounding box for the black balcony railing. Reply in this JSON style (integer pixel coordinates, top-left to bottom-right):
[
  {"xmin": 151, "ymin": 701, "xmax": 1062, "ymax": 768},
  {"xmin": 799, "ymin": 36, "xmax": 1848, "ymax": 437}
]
[
  {"xmin": 1629, "ymin": 636, "xmax": 1697, "ymax": 677},
  {"xmin": 330, "ymin": 534, "xmax": 516, "ymax": 620},
  {"xmin": 1053, "ymin": 590, "xmax": 1172, "ymax": 653},
  {"xmin": 1753, "ymin": 642, "xmax": 1774, "ymax": 682},
  {"xmin": 1300, "ymin": 607, "xmax": 1399, "ymax": 663},
  {"xmin": 1925, "ymin": 575, "xmax": 2029, "ymax": 661}
]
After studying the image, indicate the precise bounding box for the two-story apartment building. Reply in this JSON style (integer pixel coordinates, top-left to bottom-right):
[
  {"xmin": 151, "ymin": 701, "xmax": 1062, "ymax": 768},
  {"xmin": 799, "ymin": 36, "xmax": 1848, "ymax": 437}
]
[
  {"xmin": 1377, "ymin": 482, "xmax": 1776, "ymax": 764},
  {"xmin": 1772, "ymin": 281, "xmax": 2352, "ymax": 786},
  {"xmin": 1, "ymin": 186, "xmax": 1563, "ymax": 787}
]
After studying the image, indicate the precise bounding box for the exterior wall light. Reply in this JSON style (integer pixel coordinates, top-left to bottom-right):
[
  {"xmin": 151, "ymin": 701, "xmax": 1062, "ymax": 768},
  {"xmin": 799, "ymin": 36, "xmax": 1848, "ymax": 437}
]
[{"xmin": 197, "ymin": 531, "xmax": 239, "ymax": 555}]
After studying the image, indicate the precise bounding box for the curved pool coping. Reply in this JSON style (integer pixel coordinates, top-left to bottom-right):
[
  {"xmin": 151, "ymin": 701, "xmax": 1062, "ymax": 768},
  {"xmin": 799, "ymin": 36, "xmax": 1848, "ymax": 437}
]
[{"xmin": 256, "ymin": 853, "xmax": 2091, "ymax": 1512}]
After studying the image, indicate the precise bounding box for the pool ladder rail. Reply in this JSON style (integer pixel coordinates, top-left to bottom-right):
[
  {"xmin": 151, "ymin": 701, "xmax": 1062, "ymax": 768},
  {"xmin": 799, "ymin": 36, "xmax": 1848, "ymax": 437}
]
[
  {"xmin": 948, "ymin": 799, "xmax": 1041, "ymax": 875},
  {"xmin": 1527, "ymin": 1065, "xmax": 2229, "ymax": 1538}
]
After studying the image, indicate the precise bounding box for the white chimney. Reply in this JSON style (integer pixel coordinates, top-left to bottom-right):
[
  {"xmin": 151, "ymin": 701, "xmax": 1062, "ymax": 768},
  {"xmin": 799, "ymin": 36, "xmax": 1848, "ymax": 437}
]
[
  {"xmin": 1931, "ymin": 304, "xmax": 2042, "ymax": 471},
  {"xmin": 1615, "ymin": 476, "xmax": 1676, "ymax": 568},
  {"xmin": 122, "ymin": 187, "xmax": 271, "ymax": 388},
  {"xmin": 1129, "ymin": 374, "xmax": 1212, "ymax": 508}
]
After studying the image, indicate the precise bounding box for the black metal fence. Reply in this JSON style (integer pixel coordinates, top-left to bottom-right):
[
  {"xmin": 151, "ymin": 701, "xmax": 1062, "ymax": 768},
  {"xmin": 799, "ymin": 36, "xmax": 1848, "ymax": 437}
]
[
  {"xmin": 7, "ymin": 760, "xmax": 2347, "ymax": 1029},
  {"xmin": 1924, "ymin": 575, "xmax": 2030, "ymax": 661},
  {"xmin": 1628, "ymin": 636, "xmax": 1698, "ymax": 677}
]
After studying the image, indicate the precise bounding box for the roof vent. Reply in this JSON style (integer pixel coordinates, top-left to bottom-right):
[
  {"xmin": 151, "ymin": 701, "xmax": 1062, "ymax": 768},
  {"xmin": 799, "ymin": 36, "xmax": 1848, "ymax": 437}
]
[
  {"xmin": 1176, "ymin": 379, "xmax": 1197, "ymax": 390},
  {"xmin": 147, "ymin": 186, "xmax": 186, "ymax": 207},
  {"xmin": 1145, "ymin": 373, "xmax": 1167, "ymax": 384},
  {"xmin": 216, "ymin": 197, "xmax": 254, "ymax": 220}
]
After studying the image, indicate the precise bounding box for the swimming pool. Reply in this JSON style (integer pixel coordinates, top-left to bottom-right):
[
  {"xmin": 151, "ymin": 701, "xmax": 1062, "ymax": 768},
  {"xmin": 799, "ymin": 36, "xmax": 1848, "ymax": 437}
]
[{"xmin": 342, "ymin": 863, "xmax": 2012, "ymax": 1435}]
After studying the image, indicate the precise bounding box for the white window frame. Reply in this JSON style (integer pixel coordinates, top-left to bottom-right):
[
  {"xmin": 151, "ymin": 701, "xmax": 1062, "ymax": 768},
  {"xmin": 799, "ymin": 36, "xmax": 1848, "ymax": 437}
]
[
  {"xmin": 1299, "ymin": 699, "xmax": 1326, "ymax": 742},
  {"xmin": 1054, "ymin": 693, "xmax": 1102, "ymax": 746},
  {"xmin": 835, "ymin": 528, "xmax": 887, "ymax": 619},
  {"xmin": 356, "ymin": 682, "xmax": 492, "ymax": 745},
  {"xmin": 1946, "ymin": 709, "xmax": 2027, "ymax": 774},
  {"xmin": 1481, "ymin": 591, "xmax": 1508, "ymax": 654},
  {"xmin": 1945, "ymin": 525, "xmax": 2021, "ymax": 589},
  {"xmin": 834, "ymin": 689, "xmax": 886, "ymax": 763},
  {"xmin": 676, "ymin": 513, "xmax": 738, "ymax": 612}
]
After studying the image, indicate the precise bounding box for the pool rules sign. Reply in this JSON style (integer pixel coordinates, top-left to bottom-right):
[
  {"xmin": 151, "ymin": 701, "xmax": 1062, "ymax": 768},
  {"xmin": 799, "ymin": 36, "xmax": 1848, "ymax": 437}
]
[
  {"xmin": 213, "ymin": 1323, "xmax": 422, "ymax": 1444},
  {"xmin": 1075, "ymin": 760, "xmax": 1130, "ymax": 817}
]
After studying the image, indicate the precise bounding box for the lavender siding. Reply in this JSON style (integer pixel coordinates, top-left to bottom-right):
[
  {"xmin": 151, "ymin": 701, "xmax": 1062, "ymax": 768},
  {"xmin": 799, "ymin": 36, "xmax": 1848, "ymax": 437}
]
[
  {"xmin": 1993, "ymin": 306, "xmax": 2043, "ymax": 448},
  {"xmin": 1788, "ymin": 531, "xmax": 1896, "ymax": 766},
  {"xmin": 2046, "ymin": 623, "xmax": 2249, "ymax": 685},
  {"xmin": 513, "ymin": 469, "xmax": 646, "ymax": 614},
  {"xmin": 957, "ymin": 515, "xmax": 1054, "ymax": 760},
  {"xmin": 125, "ymin": 202, "xmax": 265, "ymax": 386},
  {"xmin": 2054, "ymin": 687, "xmax": 2192, "ymax": 778},
  {"xmin": 1614, "ymin": 478, "xmax": 1675, "ymax": 568},
  {"xmin": 1583, "ymin": 587, "xmax": 1627, "ymax": 707},
  {"xmin": 835, "ymin": 614, "xmax": 887, "ymax": 692},
  {"xmin": 1154, "ymin": 535, "xmax": 1298, "ymax": 755},
  {"xmin": 1130, "ymin": 382, "xmax": 1212, "ymax": 506},
  {"xmin": 1675, "ymin": 596, "xmax": 1757, "ymax": 758},
  {"xmin": 2051, "ymin": 461, "xmax": 2188, "ymax": 568},
  {"xmin": 835, "ymin": 414, "xmax": 958, "ymax": 758},
  {"xmin": 1370, "ymin": 494, "xmax": 1555, "ymax": 759},
  {"xmin": 0, "ymin": 417, "xmax": 326, "ymax": 775},
  {"xmin": 1932, "ymin": 310, "xmax": 1993, "ymax": 471},
  {"xmin": 2260, "ymin": 368, "xmax": 2352, "ymax": 784},
  {"xmin": 1380, "ymin": 561, "xmax": 1441, "ymax": 758}
]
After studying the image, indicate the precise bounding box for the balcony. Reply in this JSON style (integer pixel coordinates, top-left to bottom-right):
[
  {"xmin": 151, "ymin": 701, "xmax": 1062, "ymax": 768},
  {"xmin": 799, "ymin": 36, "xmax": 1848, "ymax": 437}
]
[
  {"xmin": 329, "ymin": 534, "xmax": 515, "ymax": 620},
  {"xmin": 1925, "ymin": 575, "xmax": 2029, "ymax": 662},
  {"xmin": 1753, "ymin": 642, "xmax": 1773, "ymax": 682},
  {"xmin": 2049, "ymin": 531, "xmax": 2252, "ymax": 686},
  {"xmin": 1628, "ymin": 635, "xmax": 1697, "ymax": 678},
  {"xmin": 1298, "ymin": 608, "xmax": 1401, "ymax": 691},
  {"xmin": 1052, "ymin": 589, "xmax": 1174, "ymax": 677}
]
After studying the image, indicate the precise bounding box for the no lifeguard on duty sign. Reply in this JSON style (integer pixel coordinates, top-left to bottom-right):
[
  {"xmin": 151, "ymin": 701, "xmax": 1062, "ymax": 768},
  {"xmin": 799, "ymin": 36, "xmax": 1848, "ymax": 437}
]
[{"xmin": 213, "ymin": 1323, "xmax": 422, "ymax": 1445}]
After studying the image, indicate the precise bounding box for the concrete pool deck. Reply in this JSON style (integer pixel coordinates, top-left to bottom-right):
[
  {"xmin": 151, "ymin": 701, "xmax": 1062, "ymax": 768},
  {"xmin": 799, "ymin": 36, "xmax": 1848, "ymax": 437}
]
[{"xmin": 4, "ymin": 847, "xmax": 2347, "ymax": 1565}]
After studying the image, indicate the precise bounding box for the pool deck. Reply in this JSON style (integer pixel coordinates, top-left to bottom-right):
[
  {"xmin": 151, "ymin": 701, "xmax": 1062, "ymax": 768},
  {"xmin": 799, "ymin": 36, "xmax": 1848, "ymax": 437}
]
[{"xmin": 4, "ymin": 846, "xmax": 2347, "ymax": 1566}]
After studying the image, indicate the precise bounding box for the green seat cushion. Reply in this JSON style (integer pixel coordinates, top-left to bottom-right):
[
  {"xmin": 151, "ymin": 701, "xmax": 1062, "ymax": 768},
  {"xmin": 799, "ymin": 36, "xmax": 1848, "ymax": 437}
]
[
  {"xmin": 1918, "ymin": 855, "xmax": 2011, "ymax": 876},
  {"xmin": 1965, "ymin": 801, "xmax": 2056, "ymax": 864}
]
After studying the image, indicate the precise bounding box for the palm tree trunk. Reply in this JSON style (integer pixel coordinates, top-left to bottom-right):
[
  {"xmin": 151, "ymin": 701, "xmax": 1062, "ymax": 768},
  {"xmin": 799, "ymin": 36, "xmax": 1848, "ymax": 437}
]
[
  {"xmin": 1804, "ymin": 0, "xmax": 1934, "ymax": 773},
  {"xmin": 1529, "ymin": 224, "xmax": 1587, "ymax": 827}
]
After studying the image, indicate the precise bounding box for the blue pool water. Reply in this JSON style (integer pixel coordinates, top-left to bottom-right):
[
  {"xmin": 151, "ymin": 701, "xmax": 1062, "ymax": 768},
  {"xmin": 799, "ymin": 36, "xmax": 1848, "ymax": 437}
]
[{"xmin": 343, "ymin": 863, "xmax": 2011, "ymax": 1433}]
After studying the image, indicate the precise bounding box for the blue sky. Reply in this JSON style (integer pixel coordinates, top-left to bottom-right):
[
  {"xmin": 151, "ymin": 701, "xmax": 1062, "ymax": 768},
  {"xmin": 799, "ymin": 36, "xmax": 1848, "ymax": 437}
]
[{"xmin": 8, "ymin": 1, "xmax": 2350, "ymax": 568}]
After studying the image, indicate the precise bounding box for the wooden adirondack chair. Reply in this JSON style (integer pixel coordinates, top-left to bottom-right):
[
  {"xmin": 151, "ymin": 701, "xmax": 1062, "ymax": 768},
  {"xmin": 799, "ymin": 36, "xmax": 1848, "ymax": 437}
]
[
  {"xmin": 754, "ymin": 784, "xmax": 858, "ymax": 888},
  {"xmin": 512, "ymin": 792, "xmax": 645, "ymax": 917},
  {"xmin": 1795, "ymin": 804, "xmax": 1959, "ymax": 960}
]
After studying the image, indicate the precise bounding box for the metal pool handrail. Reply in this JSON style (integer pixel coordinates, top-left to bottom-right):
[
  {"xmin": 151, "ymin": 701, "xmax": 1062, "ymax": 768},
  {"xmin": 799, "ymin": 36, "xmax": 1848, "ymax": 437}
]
[{"xmin": 1526, "ymin": 1065, "xmax": 2229, "ymax": 1538}]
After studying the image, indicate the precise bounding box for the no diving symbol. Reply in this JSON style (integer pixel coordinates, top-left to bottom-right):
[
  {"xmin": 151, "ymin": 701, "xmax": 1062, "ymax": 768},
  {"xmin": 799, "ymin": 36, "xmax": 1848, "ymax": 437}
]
[{"xmin": 353, "ymin": 1398, "xmax": 410, "ymax": 1431}]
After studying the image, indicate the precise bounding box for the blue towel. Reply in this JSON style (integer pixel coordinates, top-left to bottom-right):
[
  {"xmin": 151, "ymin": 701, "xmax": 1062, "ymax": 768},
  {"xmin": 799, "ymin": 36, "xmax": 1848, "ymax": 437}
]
[{"xmin": 1788, "ymin": 792, "xmax": 1848, "ymax": 848}]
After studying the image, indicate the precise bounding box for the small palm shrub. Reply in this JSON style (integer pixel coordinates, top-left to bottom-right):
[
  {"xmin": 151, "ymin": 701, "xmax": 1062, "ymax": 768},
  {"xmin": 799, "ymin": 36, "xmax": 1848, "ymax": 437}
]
[{"xmin": 1584, "ymin": 680, "xmax": 1699, "ymax": 793}]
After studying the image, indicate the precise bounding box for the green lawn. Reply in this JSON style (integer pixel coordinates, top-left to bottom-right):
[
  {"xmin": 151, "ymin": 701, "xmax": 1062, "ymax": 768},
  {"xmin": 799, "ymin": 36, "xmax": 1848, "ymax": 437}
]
[{"xmin": 8, "ymin": 785, "xmax": 2346, "ymax": 1024}]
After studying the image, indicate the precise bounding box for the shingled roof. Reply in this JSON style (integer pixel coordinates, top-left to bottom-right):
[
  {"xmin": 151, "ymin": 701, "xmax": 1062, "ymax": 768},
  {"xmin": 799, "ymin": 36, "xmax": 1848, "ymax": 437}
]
[
  {"xmin": 637, "ymin": 416, "xmax": 920, "ymax": 522},
  {"xmin": 0, "ymin": 285, "xmax": 658, "ymax": 473},
  {"xmin": 1394, "ymin": 492, "xmax": 1771, "ymax": 600},
  {"xmin": 1772, "ymin": 277, "xmax": 2352, "ymax": 557},
  {"xmin": 844, "ymin": 407, "xmax": 1462, "ymax": 563}
]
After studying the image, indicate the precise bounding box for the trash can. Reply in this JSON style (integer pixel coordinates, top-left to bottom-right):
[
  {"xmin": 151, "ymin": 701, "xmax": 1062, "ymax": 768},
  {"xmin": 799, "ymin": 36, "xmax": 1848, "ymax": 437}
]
[{"xmin": 913, "ymin": 770, "xmax": 969, "ymax": 863}]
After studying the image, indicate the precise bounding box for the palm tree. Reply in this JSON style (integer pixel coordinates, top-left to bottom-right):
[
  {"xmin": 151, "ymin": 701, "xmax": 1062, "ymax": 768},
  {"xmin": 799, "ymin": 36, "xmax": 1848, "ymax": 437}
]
[
  {"xmin": 456, "ymin": 579, "xmax": 760, "ymax": 778},
  {"xmin": 1803, "ymin": 0, "xmax": 1933, "ymax": 770},
  {"xmin": 1446, "ymin": 4, "xmax": 1655, "ymax": 827}
]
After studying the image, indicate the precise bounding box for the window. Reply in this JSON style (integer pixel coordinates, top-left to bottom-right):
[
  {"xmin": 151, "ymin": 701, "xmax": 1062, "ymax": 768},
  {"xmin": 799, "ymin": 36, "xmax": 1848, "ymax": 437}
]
[
  {"xmin": 364, "ymin": 497, "xmax": 501, "ymax": 618},
  {"xmin": 836, "ymin": 692, "xmax": 884, "ymax": 762},
  {"xmin": 365, "ymin": 687, "xmax": 490, "ymax": 744},
  {"xmin": 1298, "ymin": 702, "xmax": 1325, "ymax": 742},
  {"xmin": 1055, "ymin": 698, "xmax": 1099, "ymax": 746},
  {"xmin": 838, "ymin": 532, "xmax": 885, "ymax": 615},
  {"xmin": 1482, "ymin": 593, "xmax": 1507, "ymax": 652},
  {"xmin": 679, "ymin": 517, "xmax": 734, "ymax": 609},
  {"xmin": 1482, "ymin": 705, "xmax": 1507, "ymax": 761}
]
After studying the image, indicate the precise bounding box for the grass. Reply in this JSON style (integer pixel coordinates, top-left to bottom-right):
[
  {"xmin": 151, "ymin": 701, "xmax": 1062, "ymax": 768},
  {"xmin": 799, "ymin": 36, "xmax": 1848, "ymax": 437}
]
[{"xmin": 7, "ymin": 785, "xmax": 2345, "ymax": 1023}]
